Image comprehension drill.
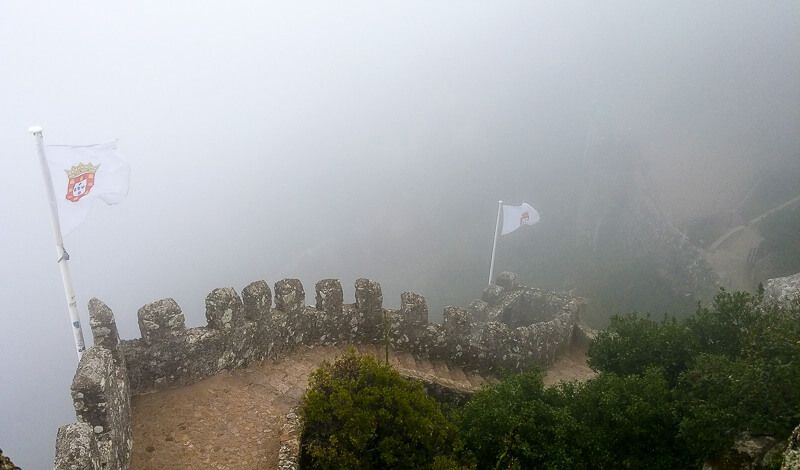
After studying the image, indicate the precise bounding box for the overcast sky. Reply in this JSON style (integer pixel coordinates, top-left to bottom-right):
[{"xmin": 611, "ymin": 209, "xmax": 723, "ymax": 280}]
[{"xmin": 1, "ymin": 2, "xmax": 798, "ymax": 467}]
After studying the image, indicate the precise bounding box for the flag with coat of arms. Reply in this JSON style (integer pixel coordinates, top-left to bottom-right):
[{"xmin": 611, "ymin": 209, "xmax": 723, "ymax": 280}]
[
  {"xmin": 45, "ymin": 141, "xmax": 130, "ymax": 235},
  {"xmin": 501, "ymin": 202, "xmax": 540, "ymax": 235}
]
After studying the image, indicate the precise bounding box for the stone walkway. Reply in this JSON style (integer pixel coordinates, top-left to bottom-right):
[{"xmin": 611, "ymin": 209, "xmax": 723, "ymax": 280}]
[{"xmin": 131, "ymin": 344, "xmax": 594, "ymax": 470}]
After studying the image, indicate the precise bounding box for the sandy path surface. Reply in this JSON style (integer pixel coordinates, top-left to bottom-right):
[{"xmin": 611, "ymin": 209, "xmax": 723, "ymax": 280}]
[{"xmin": 131, "ymin": 344, "xmax": 594, "ymax": 470}]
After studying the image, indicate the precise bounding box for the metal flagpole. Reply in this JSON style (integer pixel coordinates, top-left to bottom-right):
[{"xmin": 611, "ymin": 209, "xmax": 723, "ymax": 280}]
[
  {"xmin": 488, "ymin": 200, "xmax": 503, "ymax": 286},
  {"xmin": 29, "ymin": 126, "xmax": 87, "ymax": 359}
]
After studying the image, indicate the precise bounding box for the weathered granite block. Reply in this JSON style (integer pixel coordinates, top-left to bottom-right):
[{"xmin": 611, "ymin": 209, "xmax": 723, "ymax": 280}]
[
  {"xmin": 275, "ymin": 279, "xmax": 305, "ymax": 316},
  {"xmin": 467, "ymin": 299, "xmax": 489, "ymax": 323},
  {"xmin": 355, "ymin": 278, "xmax": 383, "ymax": 340},
  {"xmin": 425, "ymin": 323, "xmax": 448, "ymax": 359},
  {"xmin": 478, "ymin": 321, "xmax": 518, "ymax": 372},
  {"xmin": 71, "ymin": 347, "xmax": 131, "ymax": 470},
  {"xmin": 181, "ymin": 327, "xmax": 229, "ymax": 381},
  {"xmin": 270, "ymin": 310, "xmax": 293, "ymax": 356},
  {"xmin": 206, "ymin": 287, "xmax": 245, "ymax": 331},
  {"xmin": 315, "ymin": 279, "xmax": 343, "ymax": 315},
  {"xmin": 496, "ymin": 271, "xmax": 518, "ymax": 290},
  {"xmin": 482, "ymin": 284, "xmax": 504, "ymax": 306},
  {"xmin": 443, "ymin": 306, "xmax": 471, "ymax": 337},
  {"xmin": 242, "ymin": 280, "xmax": 272, "ymax": 322},
  {"xmin": 764, "ymin": 272, "xmax": 800, "ymax": 307},
  {"xmin": 295, "ymin": 307, "xmax": 321, "ymax": 345},
  {"xmin": 400, "ymin": 292, "xmax": 428, "ymax": 325},
  {"xmin": 88, "ymin": 298, "xmax": 123, "ymax": 366},
  {"xmin": 443, "ymin": 306, "xmax": 472, "ymax": 362},
  {"xmin": 137, "ymin": 298, "xmax": 185, "ymax": 343},
  {"xmin": 315, "ymin": 279, "xmax": 345, "ymax": 344},
  {"xmin": 54, "ymin": 423, "xmax": 101, "ymax": 470},
  {"xmin": 395, "ymin": 292, "xmax": 428, "ymax": 350},
  {"xmin": 387, "ymin": 309, "xmax": 407, "ymax": 348}
]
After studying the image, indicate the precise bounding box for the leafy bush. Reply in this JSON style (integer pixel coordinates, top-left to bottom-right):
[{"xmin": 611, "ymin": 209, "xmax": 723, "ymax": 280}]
[
  {"xmin": 687, "ymin": 289, "xmax": 761, "ymax": 359},
  {"xmin": 588, "ymin": 290, "xmax": 800, "ymax": 460},
  {"xmin": 459, "ymin": 370, "xmax": 581, "ymax": 469},
  {"xmin": 299, "ymin": 350, "xmax": 464, "ymax": 470},
  {"xmin": 462, "ymin": 289, "xmax": 800, "ymax": 467},
  {"xmin": 569, "ymin": 368, "xmax": 696, "ymax": 469},
  {"xmin": 459, "ymin": 369, "xmax": 697, "ymax": 469},
  {"xmin": 588, "ymin": 313, "xmax": 696, "ymax": 384},
  {"xmin": 299, "ymin": 290, "xmax": 800, "ymax": 468}
]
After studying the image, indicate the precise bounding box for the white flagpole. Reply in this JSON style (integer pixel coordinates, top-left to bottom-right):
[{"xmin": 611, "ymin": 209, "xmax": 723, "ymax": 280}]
[
  {"xmin": 488, "ymin": 200, "xmax": 503, "ymax": 286},
  {"xmin": 29, "ymin": 126, "xmax": 87, "ymax": 359}
]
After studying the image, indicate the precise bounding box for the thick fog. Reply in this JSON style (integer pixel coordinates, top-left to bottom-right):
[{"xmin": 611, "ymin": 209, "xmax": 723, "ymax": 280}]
[{"xmin": 1, "ymin": 1, "xmax": 798, "ymax": 467}]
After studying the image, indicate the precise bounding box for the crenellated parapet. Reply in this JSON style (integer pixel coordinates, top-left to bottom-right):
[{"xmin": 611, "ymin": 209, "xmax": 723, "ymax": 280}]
[
  {"xmin": 53, "ymin": 272, "xmax": 582, "ymax": 469},
  {"xmin": 118, "ymin": 273, "xmax": 582, "ymax": 396}
]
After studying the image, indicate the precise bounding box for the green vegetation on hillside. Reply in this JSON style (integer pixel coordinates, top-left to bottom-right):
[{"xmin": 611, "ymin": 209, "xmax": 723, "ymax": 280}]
[
  {"xmin": 464, "ymin": 290, "xmax": 800, "ymax": 468},
  {"xmin": 299, "ymin": 291, "xmax": 800, "ymax": 469}
]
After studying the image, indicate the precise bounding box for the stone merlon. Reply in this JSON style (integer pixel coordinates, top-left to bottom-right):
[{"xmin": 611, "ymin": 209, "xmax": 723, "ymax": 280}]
[
  {"xmin": 242, "ymin": 280, "xmax": 271, "ymax": 322},
  {"xmin": 275, "ymin": 279, "xmax": 305, "ymax": 315},
  {"xmin": 137, "ymin": 298, "xmax": 185, "ymax": 343},
  {"xmin": 206, "ymin": 287, "xmax": 244, "ymax": 331}
]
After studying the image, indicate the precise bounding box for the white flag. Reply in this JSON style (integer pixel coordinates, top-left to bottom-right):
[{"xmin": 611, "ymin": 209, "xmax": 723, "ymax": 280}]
[
  {"xmin": 501, "ymin": 202, "xmax": 540, "ymax": 235},
  {"xmin": 45, "ymin": 141, "xmax": 130, "ymax": 236}
]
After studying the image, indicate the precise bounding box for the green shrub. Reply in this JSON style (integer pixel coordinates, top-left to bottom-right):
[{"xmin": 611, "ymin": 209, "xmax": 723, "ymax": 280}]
[
  {"xmin": 687, "ymin": 289, "xmax": 761, "ymax": 359},
  {"xmin": 569, "ymin": 368, "xmax": 698, "ymax": 469},
  {"xmin": 588, "ymin": 313, "xmax": 696, "ymax": 384},
  {"xmin": 459, "ymin": 369, "xmax": 698, "ymax": 469},
  {"xmin": 299, "ymin": 350, "xmax": 463, "ymax": 470},
  {"xmin": 459, "ymin": 370, "xmax": 582, "ymax": 469}
]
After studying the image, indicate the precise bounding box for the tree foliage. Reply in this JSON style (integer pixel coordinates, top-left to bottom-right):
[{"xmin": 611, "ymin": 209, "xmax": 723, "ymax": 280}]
[
  {"xmin": 459, "ymin": 369, "xmax": 695, "ymax": 469},
  {"xmin": 299, "ymin": 350, "xmax": 464, "ymax": 470},
  {"xmin": 462, "ymin": 289, "xmax": 800, "ymax": 467},
  {"xmin": 588, "ymin": 290, "xmax": 800, "ymax": 458},
  {"xmin": 299, "ymin": 291, "xmax": 800, "ymax": 468},
  {"xmin": 588, "ymin": 313, "xmax": 696, "ymax": 384},
  {"xmin": 459, "ymin": 370, "xmax": 581, "ymax": 469}
]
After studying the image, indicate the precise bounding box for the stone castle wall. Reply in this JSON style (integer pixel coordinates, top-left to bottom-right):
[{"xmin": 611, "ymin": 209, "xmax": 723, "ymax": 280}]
[{"xmin": 52, "ymin": 272, "xmax": 582, "ymax": 469}]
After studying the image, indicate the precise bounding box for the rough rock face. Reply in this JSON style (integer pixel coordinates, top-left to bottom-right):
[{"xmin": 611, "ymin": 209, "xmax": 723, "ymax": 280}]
[
  {"xmin": 277, "ymin": 409, "xmax": 301, "ymax": 470},
  {"xmin": 764, "ymin": 272, "xmax": 800, "ymax": 306},
  {"xmin": 53, "ymin": 423, "xmax": 100, "ymax": 470},
  {"xmin": 88, "ymin": 298, "xmax": 124, "ymax": 366},
  {"xmin": 315, "ymin": 279, "xmax": 345, "ymax": 344},
  {"xmin": 53, "ymin": 273, "xmax": 583, "ymax": 470},
  {"xmin": 70, "ymin": 347, "xmax": 131, "ymax": 470},
  {"xmin": 242, "ymin": 280, "xmax": 271, "ymax": 322},
  {"xmin": 0, "ymin": 449, "xmax": 20, "ymax": 470},
  {"xmin": 205, "ymin": 287, "xmax": 245, "ymax": 331},
  {"xmin": 482, "ymin": 284, "xmax": 504, "ymax": 305},
  {"xmin": 784, "ymin": 424, "xmax": 800, "ymax": 470},
  {"xmin": 495, "ymin": 271, "xmax": 518, "ymax": 290},
  {"xmin": 275, "ymin": 279, "xmax": 305, "ymax": 316},
  {"xmin": 355, "ymin": 278, "xmax": 384, "ymax": 340},
  {"xmin": 137, "ymin": 299, "xmax": 185, "ymax": 343}
]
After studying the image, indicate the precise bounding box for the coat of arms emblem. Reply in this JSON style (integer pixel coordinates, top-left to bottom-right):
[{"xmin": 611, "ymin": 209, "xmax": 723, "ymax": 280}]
[{"xmin": 65, "ymin": 162, "xmax": 99, "ymax": 202}]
